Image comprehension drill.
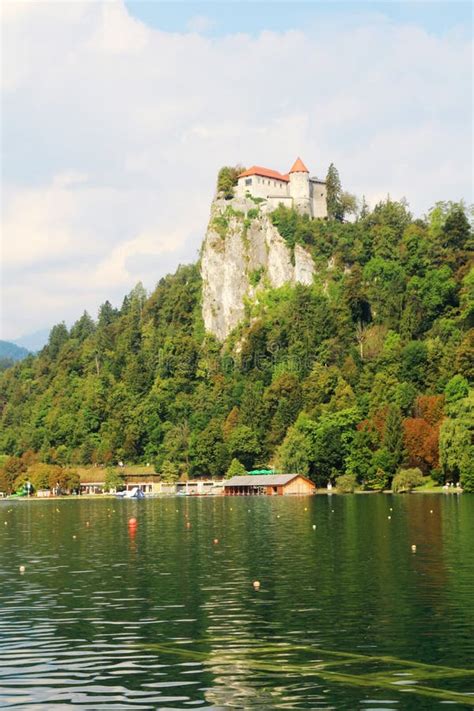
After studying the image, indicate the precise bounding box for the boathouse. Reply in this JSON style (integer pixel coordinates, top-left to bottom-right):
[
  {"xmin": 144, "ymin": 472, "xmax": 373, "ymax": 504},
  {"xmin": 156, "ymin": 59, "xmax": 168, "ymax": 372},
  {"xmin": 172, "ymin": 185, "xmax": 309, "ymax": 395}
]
[{"xmin": 224, "ymin": 474, "xmax": 315, "ymax": 496}]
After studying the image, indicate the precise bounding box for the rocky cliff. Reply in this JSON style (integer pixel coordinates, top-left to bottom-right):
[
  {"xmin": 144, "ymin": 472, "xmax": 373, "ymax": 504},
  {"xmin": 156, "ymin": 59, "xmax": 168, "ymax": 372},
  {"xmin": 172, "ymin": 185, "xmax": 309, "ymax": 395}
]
[{"xmin": 201, "ymin": 197, "xmax": 315, "ymax": 340}]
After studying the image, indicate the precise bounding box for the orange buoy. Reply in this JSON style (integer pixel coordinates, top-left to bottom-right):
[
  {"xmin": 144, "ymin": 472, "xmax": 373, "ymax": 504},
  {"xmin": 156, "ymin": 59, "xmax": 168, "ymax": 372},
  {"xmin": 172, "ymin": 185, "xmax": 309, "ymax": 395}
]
[
  {"xmin": 213, "ymin": 538, "xmax": 219, "ymax": 545},
  {"xmin": 253, "ymin": 580, "xmax": 261, "ymax": 590}
]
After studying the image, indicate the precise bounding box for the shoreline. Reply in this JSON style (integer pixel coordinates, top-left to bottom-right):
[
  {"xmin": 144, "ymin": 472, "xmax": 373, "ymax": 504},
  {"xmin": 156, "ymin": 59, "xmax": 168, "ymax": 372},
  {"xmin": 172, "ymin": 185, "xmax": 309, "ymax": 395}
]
[{"xmin": 1, "ymin": 488, "xmax": 465, "ymax": 502}]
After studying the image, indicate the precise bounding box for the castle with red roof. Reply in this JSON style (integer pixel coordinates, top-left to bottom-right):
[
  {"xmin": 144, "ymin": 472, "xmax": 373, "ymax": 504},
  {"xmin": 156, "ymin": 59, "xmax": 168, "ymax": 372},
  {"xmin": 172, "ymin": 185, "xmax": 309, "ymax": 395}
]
[{"xmin": 236, "ymin": 157, "xmax": 327, "ymax": 219}]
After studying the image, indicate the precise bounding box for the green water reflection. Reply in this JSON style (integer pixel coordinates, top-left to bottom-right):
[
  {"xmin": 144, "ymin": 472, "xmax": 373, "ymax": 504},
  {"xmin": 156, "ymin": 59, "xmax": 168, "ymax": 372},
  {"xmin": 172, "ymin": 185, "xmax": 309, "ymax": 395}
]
[{"xmin": 0, "ymin": 494, "xmax": 473, "ymax": 709}]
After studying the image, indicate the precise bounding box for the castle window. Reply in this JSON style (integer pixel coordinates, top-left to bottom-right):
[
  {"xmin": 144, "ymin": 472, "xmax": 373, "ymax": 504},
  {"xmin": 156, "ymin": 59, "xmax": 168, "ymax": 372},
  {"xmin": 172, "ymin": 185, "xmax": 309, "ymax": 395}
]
[{"xmin": 245, "ymin": 178, "xmax": 252, "ymax": 186}]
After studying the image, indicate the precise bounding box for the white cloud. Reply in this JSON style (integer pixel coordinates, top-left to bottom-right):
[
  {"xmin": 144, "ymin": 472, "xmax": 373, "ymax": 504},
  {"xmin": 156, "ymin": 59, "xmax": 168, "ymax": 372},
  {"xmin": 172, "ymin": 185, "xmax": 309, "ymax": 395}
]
[{"xmin": 1, "ymin": 1, "xmax": 472, "ymax": 339}]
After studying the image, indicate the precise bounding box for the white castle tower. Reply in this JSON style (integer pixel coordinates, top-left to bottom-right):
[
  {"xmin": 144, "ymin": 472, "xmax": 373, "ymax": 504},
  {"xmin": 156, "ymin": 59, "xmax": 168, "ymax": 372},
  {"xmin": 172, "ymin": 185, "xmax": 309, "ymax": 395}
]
[{"xmin": 288, "ymin": 157, "xmax": 311, "ymax": 214}]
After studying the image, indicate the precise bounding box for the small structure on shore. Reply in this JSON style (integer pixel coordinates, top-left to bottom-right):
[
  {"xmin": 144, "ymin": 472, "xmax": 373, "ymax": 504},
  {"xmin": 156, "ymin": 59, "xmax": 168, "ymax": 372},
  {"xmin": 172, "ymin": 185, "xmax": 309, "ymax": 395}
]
[{"xmin": 224, "ymin": 474, "xmax": 315, "ymax": 496}]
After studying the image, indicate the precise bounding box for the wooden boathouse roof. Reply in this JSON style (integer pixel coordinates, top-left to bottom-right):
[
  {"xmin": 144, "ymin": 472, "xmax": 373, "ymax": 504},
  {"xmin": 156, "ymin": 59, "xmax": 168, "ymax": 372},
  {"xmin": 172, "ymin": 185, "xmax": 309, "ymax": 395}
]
[{"xmin": 224, "ymin": 474, "xmax": 312, "ymax": 487}]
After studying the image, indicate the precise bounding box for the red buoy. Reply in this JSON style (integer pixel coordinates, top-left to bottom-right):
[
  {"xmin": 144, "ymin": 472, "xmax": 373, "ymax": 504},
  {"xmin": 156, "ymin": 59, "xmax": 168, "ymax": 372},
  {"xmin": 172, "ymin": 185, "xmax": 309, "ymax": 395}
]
[{"xmin": 128, "ymin": 517, "xmax": 137, "ymax": 526}]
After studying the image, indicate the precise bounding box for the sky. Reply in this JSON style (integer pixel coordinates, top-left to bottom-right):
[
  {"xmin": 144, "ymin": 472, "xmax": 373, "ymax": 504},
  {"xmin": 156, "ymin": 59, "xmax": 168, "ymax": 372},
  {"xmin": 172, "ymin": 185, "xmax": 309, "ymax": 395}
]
[{"xmin": 1, "ymin": 1, "xmax": 472, "ymax": 342}]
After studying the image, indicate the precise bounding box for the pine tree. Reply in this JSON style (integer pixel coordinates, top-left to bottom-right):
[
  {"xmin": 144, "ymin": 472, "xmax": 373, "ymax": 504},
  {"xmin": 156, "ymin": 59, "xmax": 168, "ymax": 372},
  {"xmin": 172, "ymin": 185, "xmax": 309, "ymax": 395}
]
[
  {"xmin": 326, "ymin": 163, "xmax": 343, "ymax": 221},
  {"xmin": 383, "ymin": 405, "xmax": 405, "ymax": 474},
  {"xmin": 225, "ymin": 458, "xmax": 246, "ymax": 479}
]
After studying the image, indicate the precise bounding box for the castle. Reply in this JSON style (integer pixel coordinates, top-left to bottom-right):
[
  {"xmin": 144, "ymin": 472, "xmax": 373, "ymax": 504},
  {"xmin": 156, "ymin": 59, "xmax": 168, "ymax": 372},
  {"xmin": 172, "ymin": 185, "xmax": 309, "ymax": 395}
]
[{"xmin": 236, "ymin": 157, "xmax": 327, "ymax": 219}]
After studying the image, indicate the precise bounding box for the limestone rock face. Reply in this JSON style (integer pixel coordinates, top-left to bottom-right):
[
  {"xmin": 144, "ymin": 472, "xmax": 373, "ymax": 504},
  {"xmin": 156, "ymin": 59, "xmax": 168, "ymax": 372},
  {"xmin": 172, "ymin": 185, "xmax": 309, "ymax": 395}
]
[{"xmin": 201, "ymin": 198, "xmax": 315, "ymax": 340}]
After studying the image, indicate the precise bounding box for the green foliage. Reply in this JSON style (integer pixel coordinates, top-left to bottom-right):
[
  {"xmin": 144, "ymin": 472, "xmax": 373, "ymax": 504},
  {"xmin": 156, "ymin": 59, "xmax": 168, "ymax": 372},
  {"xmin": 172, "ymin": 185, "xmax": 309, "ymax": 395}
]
[
  {"xmin": 336, "ymin": 473, "xmax": 357, "ymax": 493},
  {"xmin": 160, "ymin": 460, "xmax": 180, "ymax": 483},
  {"xmin": 104, "ymin": 467, "xmax": 125, "ymax": 491},
  {"xmin": 382, "ymin": 405, "xmax": 405, "ymax": 475},
  {"xmin": 276, "ymin": 425, "xmax": 311, "ymax": 476},
  {"xmin": 444, "ymin": 374, "xmax": 469, "ymax": 406},
  {"xmin": 392, "ymin": 467, "xmax": 424, "ymax": 493},
  {"xmin": 326, "ymin": 163, "xmax": 343, "ymax": 221},
  {"xmin": 225, "ymin": 458, "xmax": 246, "ymax": 479},
  {"xmin": 216, "ymin": 165, "xmax": 244, "ymax": 199},
  {"xmin": 226, "ymin": 425, "xmax": 259, "ymax": 469},
  {"xmin": 439, "ymin": 390, "xmax": 474, "ymax": 491},
  {"xmin": 211, "ymin": 214, "xmax": 229, "ymax": 238},
  {"xmin": 249, "ymin": 267, "xmax": 264, "ymax": 287}
]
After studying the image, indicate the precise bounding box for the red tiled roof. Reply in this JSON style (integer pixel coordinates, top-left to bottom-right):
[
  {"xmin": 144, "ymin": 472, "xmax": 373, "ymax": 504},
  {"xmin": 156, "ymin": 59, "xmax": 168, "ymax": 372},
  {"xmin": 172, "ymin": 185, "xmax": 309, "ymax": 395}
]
[
  {"xmin": 289, "ymin": 157, "xmax": 309, "ymax": 173},
  {"xmin": 238, "ymin": 165, "xmax": 289, "ymax": 182}
]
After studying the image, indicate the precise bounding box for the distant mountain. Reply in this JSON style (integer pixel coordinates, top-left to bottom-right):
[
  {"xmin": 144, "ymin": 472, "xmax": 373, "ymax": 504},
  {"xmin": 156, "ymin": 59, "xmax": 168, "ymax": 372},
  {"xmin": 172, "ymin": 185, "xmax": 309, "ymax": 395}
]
[
  {"xmin": 0, "ymin": 340, "xmax": 30, "ymax": 361},
  {"xmin": 13, "ymin": 328, "xmax": 50, "ymax": 353},
  {"xmin": 0, "ymin": 341, "xmax": 30, "ymax": 372}
]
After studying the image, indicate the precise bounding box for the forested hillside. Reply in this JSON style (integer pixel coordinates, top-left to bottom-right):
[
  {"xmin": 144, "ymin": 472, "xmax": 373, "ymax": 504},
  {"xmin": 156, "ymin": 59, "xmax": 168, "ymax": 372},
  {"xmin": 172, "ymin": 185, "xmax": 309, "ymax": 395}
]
[{"xmin": 0, "ymin": 198, "xmax": 473, "ymax": 492}]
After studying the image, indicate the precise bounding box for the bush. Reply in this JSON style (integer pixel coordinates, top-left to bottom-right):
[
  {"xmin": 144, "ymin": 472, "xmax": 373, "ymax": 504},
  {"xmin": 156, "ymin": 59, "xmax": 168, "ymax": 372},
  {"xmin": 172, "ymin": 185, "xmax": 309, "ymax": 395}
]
[
  {"xmin": 249, "ymin": 267, "xmax": 264, "ymax": 287},
  {"xmin": 392, "ymin": 467, "xmax": 424, "ymax": 493},
  {"xmin": 336, "ymin": 473, "xmax": 357, "ymax": 493}
]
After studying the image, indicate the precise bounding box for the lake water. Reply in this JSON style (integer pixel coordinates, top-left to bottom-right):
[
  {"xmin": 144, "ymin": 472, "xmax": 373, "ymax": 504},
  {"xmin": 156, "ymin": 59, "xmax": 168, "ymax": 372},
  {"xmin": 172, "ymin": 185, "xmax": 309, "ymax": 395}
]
[{"xmin": 0, "ymin": 494, "xmax": 473, "ymax": 709}]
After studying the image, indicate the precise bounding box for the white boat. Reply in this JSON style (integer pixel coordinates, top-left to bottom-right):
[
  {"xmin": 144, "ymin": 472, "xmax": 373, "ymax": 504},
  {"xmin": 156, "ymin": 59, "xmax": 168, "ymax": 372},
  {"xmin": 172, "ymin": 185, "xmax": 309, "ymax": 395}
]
[{"xmin": 116, "ymin": 486, "xmax": 145, "ymax": 499}]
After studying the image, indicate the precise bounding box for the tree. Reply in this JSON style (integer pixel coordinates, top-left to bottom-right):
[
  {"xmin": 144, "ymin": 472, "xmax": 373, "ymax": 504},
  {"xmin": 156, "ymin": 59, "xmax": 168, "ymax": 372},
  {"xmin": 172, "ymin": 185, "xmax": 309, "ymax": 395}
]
[
  {"xmin": 439, "ymin": 391, "xmax": 474, "ymax": 491},
  {"xmin": 392, "ymin": 468, "xmax": 424, "ymax": 493},
  {"xmin": 444, "ymin": 375, "xmax": 469, "ymax": 408},
  {"xmin": 225, "ymin": 458, "xmax": 246, "ymax": 479},
  {"xmin": 344, "ymin": 428, "xmax": 374, "ymax": 483},
  {"xmin": 264, "ymin": 372, "xmax": 302, "ymax": 448},
  {"xmin": 340, "ymin": 191, "xmax": 358, "ymax": 219},
  {"xmin": 189, "ymin": 419, "xmax": 229, "ymax": 478},
  {"xmin": 47, "ymin": 322, "xmax": 69, "ymax": 359},
  {"xmin": 104, "ymin": 467, "xmax": 125, "ymax": 492},
  {"xmin": 160, "ymin": 460, "xmax": 180, "ymax": 483},
  {"xmin": 400, "ymin": 341, "xmax": 428, "ymax": 387},
  {"xmin": 216, "ymin": 165, "xmax": 244, "ymax": 199},
  {"xmin": 98, "ymin": 300, "xmax": 118, "ymax": 328},
  {"xmin": 403, "ymin": 418, "xmax": 439, "ymax": 474},
  {"xmin": 442, "ymin": 204, "xmax": 471, "ymax": 251},
  {"xmin": 382, "ymin": 405, "xmax": 405, "ymax": 475},
  {"xmin": 227, "ymin": 425, "xmax": 260, "ymax": 469},
  {"xmin": 305, "ymin": 408, "xmax": 360, "ymax": 484},
  {"xmin": 70, "ymin": 312, "xmax": 96, "ymax": 342},
  {"xmin": 276, "ymin": 425, "xmax": 311, "ymax": 476},
  {"xmin": 326, "ymin": 163, "xmax": 343, "ymax": 221},
  {"xmin": 414, "ymin": 395, "xmax": 445, "ymax": 424},
  {"xmin": 365, "ymin": 449, "xmax": 391, "ymax": 490},
  {"xmin": 336, "ymin": 473, "xmax": 357, "ymax": 493}
]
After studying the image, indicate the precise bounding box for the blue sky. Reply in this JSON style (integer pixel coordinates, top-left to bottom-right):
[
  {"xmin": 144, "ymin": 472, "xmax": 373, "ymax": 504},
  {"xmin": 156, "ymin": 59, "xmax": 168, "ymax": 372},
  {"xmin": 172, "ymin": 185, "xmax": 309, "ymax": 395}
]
[
  {"xmin": 1, "ymin": 1, "xmax": 472, "ymax": 342},
  {"xmin": 125, "ymin": 1, "xmax": 472, "ymax": 37}
]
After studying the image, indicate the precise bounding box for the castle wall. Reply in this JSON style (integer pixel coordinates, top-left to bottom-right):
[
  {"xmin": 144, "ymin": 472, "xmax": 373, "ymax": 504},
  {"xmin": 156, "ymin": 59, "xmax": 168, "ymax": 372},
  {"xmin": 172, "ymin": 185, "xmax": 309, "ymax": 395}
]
[
  {"xmin": 237, "ymin": 175, "xmax": 288, "ymax": 200},
  {"xmin": 310, "ymin": 180, "xmax": 328, "ymax": 218},
  {"xmin": 265, "ymin": 195, "xmax": 293, "ymax": 212}
]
